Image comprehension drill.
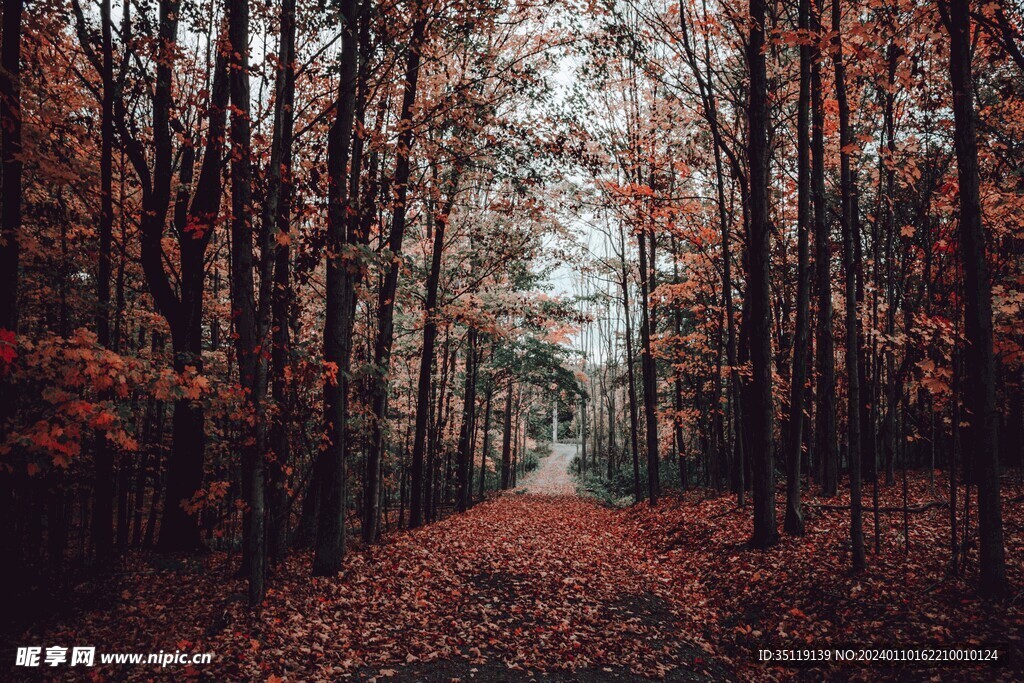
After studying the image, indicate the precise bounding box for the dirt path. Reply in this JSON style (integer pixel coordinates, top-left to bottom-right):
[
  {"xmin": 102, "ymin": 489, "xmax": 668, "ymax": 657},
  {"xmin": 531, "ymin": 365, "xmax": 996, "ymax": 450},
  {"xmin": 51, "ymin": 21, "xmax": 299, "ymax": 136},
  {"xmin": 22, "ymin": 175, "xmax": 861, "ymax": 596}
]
[
  {"xmin": 340, "ymin": 494, "xmax": 724, "ymax": 682},
  {"xmin": 29, "ymin": 450, "xmax": 728, "ymax": 682},
  {"xmin": 518, "ymin": 442, "xmax": 578, "ymax": 496}
]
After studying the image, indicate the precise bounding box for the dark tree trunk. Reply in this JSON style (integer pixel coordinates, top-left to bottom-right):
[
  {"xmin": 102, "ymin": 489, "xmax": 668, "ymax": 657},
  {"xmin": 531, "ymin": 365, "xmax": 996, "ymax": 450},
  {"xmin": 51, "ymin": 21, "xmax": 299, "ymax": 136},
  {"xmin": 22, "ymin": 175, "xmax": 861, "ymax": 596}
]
[
  {"xmin": 364, "ymin": 8, "xmax": 427, "ymax": 541},
  {"xmin": 618, "ymin": 226, "xmax": 642, "ymax": 503},
  {"xmin": 0, "ymin": 0, "xmax": 23, "ymax": 568},
  {"xmin": 0, "ymin": 0, "xmax": 22, "ymax": 335},
  {"xmin": 227, "ymin": 0, "xmax": 273, "ymax": 604},
  {"xmin": 312, "ymin": 0, "xmax": 361, "ymax": 577},
  {"xmin": 944, "ymin": 0, "xmax": 1007, "ymax": 598},
  {"xmin": 410, "ymin": 172, "xmax": 459, "ymax": 527},
  {"xmin": 832, "ymin": 0, "xmax": 866, "ymax": 571},
  {"xmin": 671, "ymin": 237, "xmax": 687, "ymax": 491},
  {"xmin": 811, "ymin": 1, "xmax": 838, "ymax": 498},
  {"xmin": 637, "ymin": 228, "xmax": 660, "ymax": 505},
  {"xmin": 747, "ymin": 0, "xmax": 778, "ymax": 549},
  {"xmin": 91, "ymin": 0, "xmax": 116, "ymax": 561},
  {"xmin": 501, "ymin": 381, "xmax": 514, "ymax": 490},
  {"xmin": 456, "ymin": 328, "xmax": 478, "ymax": 512},
  {"xmin": 479, "ymin": 385, "xmax": 492, "ymax": 500},
  {"xmin": 267, "ymin": 0, "xmax": 297, "ymax": 563},
  {"xmin": 158, "ymin": 64, "xmax": 228, "ymax": 554},
  {"xmin": 784, "ymin": 0, "xmax": 811, "ymax": 536}
]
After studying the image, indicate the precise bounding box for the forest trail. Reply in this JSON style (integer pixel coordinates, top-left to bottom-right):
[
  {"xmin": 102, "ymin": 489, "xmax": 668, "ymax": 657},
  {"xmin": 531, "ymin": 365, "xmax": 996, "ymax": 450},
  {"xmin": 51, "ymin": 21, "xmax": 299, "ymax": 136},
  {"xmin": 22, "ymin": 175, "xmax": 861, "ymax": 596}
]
[
  {"xmin": 335, "ymin": 491, "xmax": 724, "ymax": 682},
  {"xmin": 517, "ymin": 442, "xmax": 579, "ymax": 496},
  {"xmin": 42, "ymin": 458, "xmax": 727, "ymax": 682}
]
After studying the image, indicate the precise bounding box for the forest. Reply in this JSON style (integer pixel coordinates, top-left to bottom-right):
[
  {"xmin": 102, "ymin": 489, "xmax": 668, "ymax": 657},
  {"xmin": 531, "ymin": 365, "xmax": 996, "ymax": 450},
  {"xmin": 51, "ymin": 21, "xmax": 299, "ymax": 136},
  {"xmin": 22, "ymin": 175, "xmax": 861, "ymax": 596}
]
[{"xmin": 0, "ymin": 0, "xmax": 1022, "ymax": 678}]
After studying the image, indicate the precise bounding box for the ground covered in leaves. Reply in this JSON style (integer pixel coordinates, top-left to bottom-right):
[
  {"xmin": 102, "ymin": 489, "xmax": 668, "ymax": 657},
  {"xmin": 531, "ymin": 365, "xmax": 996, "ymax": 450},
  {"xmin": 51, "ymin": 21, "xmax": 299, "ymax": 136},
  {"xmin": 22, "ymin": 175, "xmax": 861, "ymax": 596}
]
[{"xmin": 9, "ymin": 462, "xmax": 1024, "ymax": 681}]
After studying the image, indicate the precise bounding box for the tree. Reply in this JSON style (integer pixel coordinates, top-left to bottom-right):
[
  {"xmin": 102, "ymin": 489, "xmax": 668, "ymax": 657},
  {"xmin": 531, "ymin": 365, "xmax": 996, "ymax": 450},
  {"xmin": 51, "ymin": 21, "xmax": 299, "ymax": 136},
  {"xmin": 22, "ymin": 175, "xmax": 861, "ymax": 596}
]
[
  {"xmin": 363, "ymin": 4, "xmax": 428, "ymax": 541},
  {"xmin": 811, "ymin": 0, "xmax": 838, "ymax": 499},
  {"xmin": 832, "ymin": 0, "xmax": 865, "ymax": 571},
  {"xmin": 113, "ymin": 0, "xmax": 229, "ymax": 552},
  {"xmin": 941, "ymin": 0, "xmax": 1007, "ymax": 598},
  {"xmin": 0, "ymin": 0, "xmax": 22, "ymax": 337},
  {"xmin": 409, "ymin": 167, "xmax": 461, "ymax": 528},
  {"xmin": 266, "ymin": 0, "xmax": 298, "ymax": 564},
  {"xmin": 455, "ymin": 327, "xmax": 479, "ymax": 512},
  {"xmin": 747, "ymin": 0, "xmax": 778, "ymax": 549},
  {"xmin": 313, "ymin": 0, "xmax": 362, "ymax": 577},
  {"xmin": 784, "ymin": 0, "xmax": 812, "ymax": 537}
]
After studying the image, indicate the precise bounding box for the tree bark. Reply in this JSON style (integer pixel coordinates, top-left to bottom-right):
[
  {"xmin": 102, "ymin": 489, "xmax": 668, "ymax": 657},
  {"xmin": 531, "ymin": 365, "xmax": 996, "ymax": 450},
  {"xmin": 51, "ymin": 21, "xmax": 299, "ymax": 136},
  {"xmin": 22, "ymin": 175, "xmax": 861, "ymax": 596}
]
[
  {"xmin": 943, "ymin": 0, "xmax": 1007, "ymax": 598},
  {"xmin": 637, "ymin": 227, "xmax": 660, "ymax": 505},
  {"xmin": 747, "ymin": 0, "xmax": 778, "ymax": 548},
  {"xmin": 91, "ymin": 0, "xmax": 116, "ymax": 560},
  {"xmin": 267, "ymin": 0, "xmax": 298, "ymax": 563},
  {"xmin": 479, "ymin": 384, "xmax": 492, "ymax": 500},
  {"xmin": 312, "ymin": 0, "xmax": 362, "ymax": 576},
  {"xmin": 155, "ymin": 21, "xmax": 228, "ymax": 554},
  {"xmin": 364, "ymin": 7, "xmax": 427, "ymax": 540},
  {"xmin": 0, "ymin": 0, "xmax": 22, "ymax": 335},
  {"xmin": 227, "ymin": 0, "xmax": 273, "ymax": 604},
  {"xmin": 410, "ymin": 169, "xmax": 460, "ymax": 527},
  {"xmin": 618, "ymin": 224, "xmax": 643, "ymax": 503},
  {"xmin": 456, "ymin": 328, "xmax": 479, "ymax": 512},
  {"xmin": 811, "ymin": 1, "xmax": 838, "ymax": 498},
  {"xmin": 832, "ymin": 0, "xmax": 865, "ymax": 571},
  {"xmin": 784, "ymin": 0, "xmax": 811, "ymax": 536},
  {"xmin": 501, "ymin": 380, "xmax": 514, "ymax": 490}
]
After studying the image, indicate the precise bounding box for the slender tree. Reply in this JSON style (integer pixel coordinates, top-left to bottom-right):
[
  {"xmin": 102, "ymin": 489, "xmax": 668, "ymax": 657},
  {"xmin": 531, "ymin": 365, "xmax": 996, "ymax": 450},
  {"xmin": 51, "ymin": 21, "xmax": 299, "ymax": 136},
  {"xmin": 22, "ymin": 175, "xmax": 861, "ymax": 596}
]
[
  {"xmin": 811, "ymin": 0, "xmax": 838, "ymax": 499},
  {"xmin": 832, "ymin": 0, "xmax": 865, "ymax": 571},
  {"xmin": 456, "ymin": 328, "xmax": 479, "ymax": 512},
  {"xmin": 267, "ymin": 0, "xmax": 298, "ymax": 563},
  {"xmin": 747, "ymin": 0, "xmax": 778, "ymax": 548},
  {"xmin": 784, "ymin": 0, "xmax": 812, "ymax": 536},
  {"xmin": 364, "ymin": 5, "xmax": 428, "ymax": 539},
  {"xmin": 942, "ymin": 0, "xmax": 1007, "ymax": 598},
  {"xmin": 312, "ymin": 0, "xmax": 362, "ymax": 576},
  {"xmin": 410, "ymin": 168, "xmax": 461, "ymax": 528}
]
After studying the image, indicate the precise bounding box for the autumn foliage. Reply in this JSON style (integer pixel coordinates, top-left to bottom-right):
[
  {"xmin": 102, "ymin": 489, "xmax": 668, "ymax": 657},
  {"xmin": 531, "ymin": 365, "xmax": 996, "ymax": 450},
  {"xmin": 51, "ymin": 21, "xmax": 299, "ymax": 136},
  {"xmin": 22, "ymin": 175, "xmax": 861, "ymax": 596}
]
[{"xmin": 1, "ymin": 0, "xmax": 1023, "ymax": 678}]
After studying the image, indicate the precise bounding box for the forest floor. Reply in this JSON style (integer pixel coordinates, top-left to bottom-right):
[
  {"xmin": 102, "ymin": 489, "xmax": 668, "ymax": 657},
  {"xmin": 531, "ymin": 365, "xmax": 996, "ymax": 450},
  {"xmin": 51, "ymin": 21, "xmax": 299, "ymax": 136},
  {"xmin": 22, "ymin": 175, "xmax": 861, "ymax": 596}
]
[{"xmin": 9, "ymin": 450, "xmax": 1024, "ymax": 682}]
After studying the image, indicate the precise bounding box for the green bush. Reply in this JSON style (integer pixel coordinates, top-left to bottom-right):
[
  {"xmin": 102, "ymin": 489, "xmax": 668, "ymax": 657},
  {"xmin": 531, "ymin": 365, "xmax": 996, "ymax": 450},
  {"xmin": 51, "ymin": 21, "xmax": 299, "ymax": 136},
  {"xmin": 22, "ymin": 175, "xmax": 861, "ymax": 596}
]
[
  {"xmin": 572, "ymin": 453, "xmax": 682, "ymax": 507},
  {"xmin": 521, "ymin": 442, "xmax": 550, "ymax": 474}
]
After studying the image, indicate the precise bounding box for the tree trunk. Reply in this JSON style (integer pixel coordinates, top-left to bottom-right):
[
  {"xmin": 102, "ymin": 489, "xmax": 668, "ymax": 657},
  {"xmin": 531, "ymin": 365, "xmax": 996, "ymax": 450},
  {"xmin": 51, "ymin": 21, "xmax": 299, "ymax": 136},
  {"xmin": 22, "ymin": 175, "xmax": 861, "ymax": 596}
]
[
  {"xmin": 410, "ymin": 169, "xmax": 460, "ymax": 527},
  {"xmin": 637, "ymin": 228, "xmax": 660, "ymax": 505},
  {"xmin": 811, "ymin": 1, "xmax": 838, "ymax": 498},
  {"xmin": 267, "ymin": 0, "xmax": 297, "ymax": 563},
  {"xmin": 456, "ymin": 328, "xmax": 478, "ymax": 512},
  {"xmin": 747, "ymin": 0, "xmax": 778, "ymax": 549},
  {"xmin": 0, "ymin": 0, "xmax": 22, "ymax": 335},
  {"xmin": 479, "ymin": 385, "xmax": 493, "ymax": 500},
  {"xmin": 784, "ymin": 0, "xmax": 811, "ymax": 536},
  {"xmin": 364, "ymin": 7, "xmax": 427, "ymax": 541},
  {"xmin": 832, "ymin": 0, "xmax": 865, "ymax": 571},
  {"xmin": 501, "ymin": 381, "xmax": 514, "ymax": 490},
  {"xmin": 618, "ymin": 225, "xmax": 643, "ymax": 503},
  {"xmin": 91, "ymin": 0, "xmax": 116, "ymax": 561},
  {"xmin": 312, "ymin": 0, "xmax": 361, "ymax": 577},
  {"xmin": 227, "ymin": 0, "xmax": 273, "ymax": 604},
  {"xmin": 158, "ymin": 149, "xmax": 226, "ymax": 552},
  {"xmin": 944, "ymin": 0, "xmax": 1007, "ymax": 598},
  {"xmin": 0, "ymin": 0, "xmax": 23, "ymax": 570}
]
